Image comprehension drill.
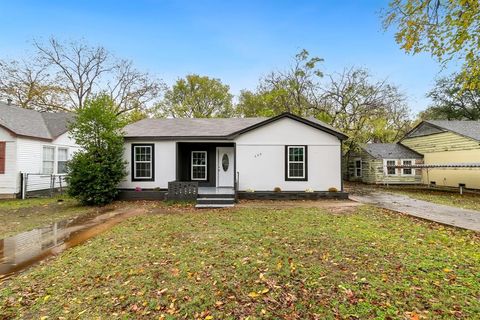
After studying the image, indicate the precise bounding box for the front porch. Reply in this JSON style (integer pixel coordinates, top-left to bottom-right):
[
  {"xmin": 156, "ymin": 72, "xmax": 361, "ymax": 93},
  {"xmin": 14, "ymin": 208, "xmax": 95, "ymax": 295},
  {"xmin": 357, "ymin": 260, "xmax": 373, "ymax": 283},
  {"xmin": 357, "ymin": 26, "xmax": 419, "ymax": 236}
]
[{"xmin": 172, "ymin": 142, "xmax": 237, "ymax": 208}]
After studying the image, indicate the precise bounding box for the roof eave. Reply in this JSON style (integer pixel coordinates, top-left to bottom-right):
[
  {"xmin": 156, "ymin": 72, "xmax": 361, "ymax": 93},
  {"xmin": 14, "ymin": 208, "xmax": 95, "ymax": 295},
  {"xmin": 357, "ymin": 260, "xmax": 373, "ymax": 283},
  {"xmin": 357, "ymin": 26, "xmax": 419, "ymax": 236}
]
[{"xmin": 230, "ymin": 112, "xmax": 349, "ymax": 140}]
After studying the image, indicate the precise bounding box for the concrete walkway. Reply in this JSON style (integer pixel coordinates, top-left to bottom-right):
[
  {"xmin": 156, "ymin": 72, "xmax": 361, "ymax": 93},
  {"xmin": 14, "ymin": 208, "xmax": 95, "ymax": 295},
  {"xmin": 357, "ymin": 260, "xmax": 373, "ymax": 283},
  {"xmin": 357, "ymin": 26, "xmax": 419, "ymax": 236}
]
[{"xmin": 350, "ymin": 192, "xmax": 480, "ymax": 232}]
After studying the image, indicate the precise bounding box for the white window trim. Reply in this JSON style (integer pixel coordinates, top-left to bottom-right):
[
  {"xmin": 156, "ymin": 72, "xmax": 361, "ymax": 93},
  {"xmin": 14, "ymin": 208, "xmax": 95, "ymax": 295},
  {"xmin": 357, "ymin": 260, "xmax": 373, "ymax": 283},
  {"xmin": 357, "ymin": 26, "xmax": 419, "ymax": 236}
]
[
  {"xmin": 191, "ymin": 151, "xmax": 208, "ymax": 181},
  {"xmin": 42, "ymin": 145, "xmax": 55, "ymax": 175},
  {"xmin": 287, "ymin": 146, "xmax": 305, "ymax": 179},
  {"xmin": 384, "ymin": 159, "xmax": 397, "ymax": 176},
  {"xmin": 57, "ymin": 147, "xmax": 69, "ymax": 175},
  {"xmin": 354, "ymin": 157, "xmax": 362, "ymax": 177},
  {"xmin": 401, "ymin": 159, "xmax": 415, "ymax": 176},
  {"xmin": 133, "ymin": 145, "xmax": 153, "ymax": 179}
]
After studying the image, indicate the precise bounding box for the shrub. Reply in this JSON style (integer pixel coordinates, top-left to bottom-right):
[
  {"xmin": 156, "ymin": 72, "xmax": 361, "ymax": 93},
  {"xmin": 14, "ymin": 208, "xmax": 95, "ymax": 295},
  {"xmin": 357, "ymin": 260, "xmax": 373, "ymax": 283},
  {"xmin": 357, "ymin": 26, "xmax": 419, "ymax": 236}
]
[
  {"xmin": 66, "ymin": 94, "xmax": 127, "ymax": 205},
  {"xmin": 274, "ymin": 187, "xmax": 282, "ymax": 192},
  {"xmin": 328, "ymin": 187, "xmax": 338, "ymax": 192}
]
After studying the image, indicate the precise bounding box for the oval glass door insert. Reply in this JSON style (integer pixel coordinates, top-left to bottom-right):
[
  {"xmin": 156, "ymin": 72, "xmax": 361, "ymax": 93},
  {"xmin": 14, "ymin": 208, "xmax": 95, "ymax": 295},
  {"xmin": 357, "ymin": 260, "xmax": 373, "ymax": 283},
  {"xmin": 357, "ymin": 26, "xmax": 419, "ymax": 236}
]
[{"xmin": 222, "ymin": 154, "xmax": 229, "ymax": 171}]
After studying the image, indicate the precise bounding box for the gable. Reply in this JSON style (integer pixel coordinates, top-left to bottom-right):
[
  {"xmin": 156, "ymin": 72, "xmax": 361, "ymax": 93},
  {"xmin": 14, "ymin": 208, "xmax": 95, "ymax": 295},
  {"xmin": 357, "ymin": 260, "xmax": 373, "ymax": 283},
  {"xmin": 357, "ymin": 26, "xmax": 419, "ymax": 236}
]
[
  {"xmin": 401, "ymin": 131, "xmax": 480, "ymax": 154},
  {"xmin": 405, "ymin": 122, "xmax": 445, "ymax": 138},
  {"xmin": 235, "ymin": 117, "xmax": 341, "ymax": 145}
]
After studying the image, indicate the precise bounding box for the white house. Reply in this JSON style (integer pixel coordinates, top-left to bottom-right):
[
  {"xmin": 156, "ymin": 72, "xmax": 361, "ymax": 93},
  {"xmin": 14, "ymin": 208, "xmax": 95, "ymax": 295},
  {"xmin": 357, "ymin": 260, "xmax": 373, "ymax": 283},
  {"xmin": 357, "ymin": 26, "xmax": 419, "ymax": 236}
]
[
  {"xmin": 0, "ymin": 101, "xmax": 78, "ymax": 198},
  {"xmin": 120, "ymin": 113, "xmax": 348, "ymax": 207}
]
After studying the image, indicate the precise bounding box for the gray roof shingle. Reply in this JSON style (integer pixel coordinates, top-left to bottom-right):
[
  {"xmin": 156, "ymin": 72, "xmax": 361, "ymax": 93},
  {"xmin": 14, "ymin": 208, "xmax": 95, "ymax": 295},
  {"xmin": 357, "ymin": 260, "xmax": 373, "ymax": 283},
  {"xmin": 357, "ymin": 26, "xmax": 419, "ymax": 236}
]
[
  {"xmin": 362, "ymin": 143, "xmax": 422, "ymax": 159},
  {"xmin": 425, "ymin": 120, "xmax": 480, "ymax": 142},
  {"xmin": 0, "ymin": 101, "xmax": 73, "ymax": 140},
  {"xmin": 123, "ymin": 113, "xmax": 347, "ymax": 140},
  {"xmin": 124, "ymin": 117, "xmax": 267, "ymax": 138}
]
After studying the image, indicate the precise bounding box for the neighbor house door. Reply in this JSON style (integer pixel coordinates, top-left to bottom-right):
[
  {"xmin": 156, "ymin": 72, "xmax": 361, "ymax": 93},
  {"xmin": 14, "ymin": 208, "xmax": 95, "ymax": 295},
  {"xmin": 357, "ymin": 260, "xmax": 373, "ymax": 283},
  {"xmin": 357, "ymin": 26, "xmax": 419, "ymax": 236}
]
[{"xmin": 216, "ymin": 147, "xmax": 234, "ymax": 187}]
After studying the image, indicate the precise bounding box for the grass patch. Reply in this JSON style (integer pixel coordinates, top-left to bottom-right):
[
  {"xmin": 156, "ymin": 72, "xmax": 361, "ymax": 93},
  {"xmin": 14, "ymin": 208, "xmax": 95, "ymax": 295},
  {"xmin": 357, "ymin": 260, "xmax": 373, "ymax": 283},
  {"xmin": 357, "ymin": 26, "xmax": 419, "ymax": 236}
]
[
  {"xmin": 1, "ymin": 205, "xmax": 479, "ymax": 319},
  {"xmin": 0, "ymin": 197, "xmax": 98, "ymax": 238},
  {"xmin": 381, "ymin": 187, "xmax": 480, "ymax": 211}
]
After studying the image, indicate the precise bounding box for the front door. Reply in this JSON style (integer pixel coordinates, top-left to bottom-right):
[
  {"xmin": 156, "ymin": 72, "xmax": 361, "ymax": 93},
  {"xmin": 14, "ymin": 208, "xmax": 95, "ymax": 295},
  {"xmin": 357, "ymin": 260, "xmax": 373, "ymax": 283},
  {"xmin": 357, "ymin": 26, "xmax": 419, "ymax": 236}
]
[{"xmin": 217, "ymin": 147, "xmax": 234, "ymax": 187}]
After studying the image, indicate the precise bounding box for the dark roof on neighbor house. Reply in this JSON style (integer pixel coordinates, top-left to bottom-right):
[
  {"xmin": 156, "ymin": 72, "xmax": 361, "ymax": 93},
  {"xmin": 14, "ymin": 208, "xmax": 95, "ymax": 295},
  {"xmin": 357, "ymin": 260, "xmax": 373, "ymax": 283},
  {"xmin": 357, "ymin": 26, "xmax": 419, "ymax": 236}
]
[
  {"xmin": 403, "ymin": 120, "xmax": 480, "ymax": 142},
  {"xmin": 362, "ymin": 143, "xmax": 422, "ymax": 159},
  {"xmin": 0, "ymin": 101, "xmax": 74, "ymax": 140},
  {"xmin": 425, "ymin": 120, "xmax": 480, "ymax": 142},
  {"xmin": 123, "ymin": 113, "xmax": 348, "ymax": 140}
]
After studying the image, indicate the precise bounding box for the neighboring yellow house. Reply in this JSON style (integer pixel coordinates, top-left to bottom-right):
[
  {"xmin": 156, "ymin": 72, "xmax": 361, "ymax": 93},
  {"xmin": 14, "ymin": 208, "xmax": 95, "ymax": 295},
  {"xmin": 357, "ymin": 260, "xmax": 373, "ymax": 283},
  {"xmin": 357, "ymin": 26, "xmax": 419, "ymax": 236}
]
[{"xmin": 400, "ymin": 120, "xmax": 480, "ymax": 189}]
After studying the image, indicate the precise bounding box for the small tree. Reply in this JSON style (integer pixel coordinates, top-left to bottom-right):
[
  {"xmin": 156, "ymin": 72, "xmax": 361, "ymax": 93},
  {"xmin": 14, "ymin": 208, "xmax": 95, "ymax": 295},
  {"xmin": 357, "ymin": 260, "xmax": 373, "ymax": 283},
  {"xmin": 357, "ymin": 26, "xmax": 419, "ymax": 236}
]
[{"xmin": 67, "ymin": 94, "xmax": 126, "ymax": 205}]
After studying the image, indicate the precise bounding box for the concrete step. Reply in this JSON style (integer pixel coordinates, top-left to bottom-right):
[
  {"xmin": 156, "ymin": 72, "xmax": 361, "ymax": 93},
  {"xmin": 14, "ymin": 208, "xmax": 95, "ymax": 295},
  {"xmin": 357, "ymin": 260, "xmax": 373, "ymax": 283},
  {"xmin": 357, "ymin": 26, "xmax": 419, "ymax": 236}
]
[
  {"xmin": 197, "ymin": 193, "xmax": 235, "ymax": 199},
  {"xmin": 197, "ymin": 198, "xmax": 235, "ymax": 205},
  {"xmin": 195, "ymin": 203, "xmax": 235, "ymax": 209}
]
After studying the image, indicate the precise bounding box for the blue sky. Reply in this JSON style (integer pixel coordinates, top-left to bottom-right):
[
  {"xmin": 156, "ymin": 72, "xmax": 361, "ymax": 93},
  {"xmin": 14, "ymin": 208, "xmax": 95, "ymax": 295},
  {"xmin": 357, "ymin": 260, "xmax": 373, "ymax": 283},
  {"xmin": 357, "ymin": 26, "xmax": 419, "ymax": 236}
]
[{"xmin": 0, "ymin": 0, "xmax": 450, "ymax": 114}]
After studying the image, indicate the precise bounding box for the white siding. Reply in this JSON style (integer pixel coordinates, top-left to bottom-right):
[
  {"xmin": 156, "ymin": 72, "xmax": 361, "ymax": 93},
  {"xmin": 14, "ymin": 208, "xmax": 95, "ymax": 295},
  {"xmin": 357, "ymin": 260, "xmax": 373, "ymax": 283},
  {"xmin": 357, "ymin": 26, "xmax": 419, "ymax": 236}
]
[
  {"xmin": 119, "ymin": 118, "xmax": 343, "ymax": 192},
  {"xmin": 235, "ymin": 117, "xmax": 342, "ymax": 191},
  {"xmin": 13, "ymin": 132, "xmax": 79, "ymax": 193},
  {"xmin": 119, "ymin": 141, "xmax": 176, "ymax": 189},
  {"xmin": 0, "ymin": 126, "xmax": 18, "ymax": 196}
]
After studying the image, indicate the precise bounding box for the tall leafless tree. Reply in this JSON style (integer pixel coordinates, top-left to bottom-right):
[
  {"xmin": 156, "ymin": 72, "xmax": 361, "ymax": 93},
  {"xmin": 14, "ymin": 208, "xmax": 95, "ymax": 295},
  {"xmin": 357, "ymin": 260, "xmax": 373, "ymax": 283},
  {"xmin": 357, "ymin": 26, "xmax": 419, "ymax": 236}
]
[
  {"xmin": 0, "ymin": 37, "xmax": 164, "ymax": 114},
  {"xmin": 319, "ymin": 67, "xmax": 411, "ymax": 157}
]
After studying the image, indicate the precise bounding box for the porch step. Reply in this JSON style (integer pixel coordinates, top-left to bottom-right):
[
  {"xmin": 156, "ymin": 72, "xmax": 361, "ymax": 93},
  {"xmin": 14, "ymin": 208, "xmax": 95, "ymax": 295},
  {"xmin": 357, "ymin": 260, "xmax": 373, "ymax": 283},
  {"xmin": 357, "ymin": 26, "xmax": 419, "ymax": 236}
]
[
  {"xmin": 197, "ymin": 197, "xmax": 235, "ymax": 205},
  {"xmin": 195, "ymin": 203, "xmax": 235, "ymax": 209},
  {"xmin": 195, "ymin": 193, "xmax": 235, "ymax": 208},
  {"xmin": 196, "ymin": 193, "xmax": 234, "ymax": 198}
]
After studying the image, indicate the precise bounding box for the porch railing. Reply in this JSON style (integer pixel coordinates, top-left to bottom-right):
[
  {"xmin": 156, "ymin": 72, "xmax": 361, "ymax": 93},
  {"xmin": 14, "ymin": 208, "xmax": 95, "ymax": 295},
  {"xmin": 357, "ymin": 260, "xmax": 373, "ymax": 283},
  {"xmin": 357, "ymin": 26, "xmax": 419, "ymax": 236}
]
[
  {"xmin": 167, "ymin": 181, "xmax": 198, "ymax": 201},
  {"xmin": 234, "ymin": 172, "xmax": 239, "ymax": 202}
]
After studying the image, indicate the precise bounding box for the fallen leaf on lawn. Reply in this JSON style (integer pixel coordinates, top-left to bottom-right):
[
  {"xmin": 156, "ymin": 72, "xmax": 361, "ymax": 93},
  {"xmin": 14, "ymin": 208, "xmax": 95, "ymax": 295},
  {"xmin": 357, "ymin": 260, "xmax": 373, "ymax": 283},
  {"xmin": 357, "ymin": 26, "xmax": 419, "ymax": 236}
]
[
  {"xmin": 276, "ymin": 261, "xmax": 283, "ymax": 270},
  {"xmin": 248, "ymin": 292, "xmax": 260, "ymax": 298},
  {"xmin": 410, "ymin": 313, "xmax": 419, "ymax": 320},
  {"xmin": 443, "ymin": 268, "xmax": 453, "ymax": 273}
]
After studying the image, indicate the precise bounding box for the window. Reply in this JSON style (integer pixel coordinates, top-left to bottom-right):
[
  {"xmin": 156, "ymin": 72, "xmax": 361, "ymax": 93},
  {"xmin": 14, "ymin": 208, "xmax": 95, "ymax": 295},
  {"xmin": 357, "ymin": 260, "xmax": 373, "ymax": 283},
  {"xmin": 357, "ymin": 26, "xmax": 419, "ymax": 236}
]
[
  {"xmin": 354, "ymin": 158, "xmax": 362, "ymax": 177},
  {"xmin": 132, "ymin": 144, "xmax": 154, "ymax": 181},
  {"xmin": 402, "ymin": 159, "xmax": 413, "ymax": 176},
  {"xmin": 42, "ymin": 146, "xmax": 55, "ymax": 174},
  {"xmin": 0, "ymin": 141, "xmax": 5, "ymax": 174},
  {"xmin": 191, "ymin": 151, "xmax": 207, "ymax": 180},
  {"xmin": 286, "ymin": 146, "xmax": 307, "ymax": 181},
  {"xmin": 57, "ymin": 148, "xmax": 68, "ymax": 174},
  {"xmin": 385, "ymin": 159, "xmax": 397, "ymax": 175}
]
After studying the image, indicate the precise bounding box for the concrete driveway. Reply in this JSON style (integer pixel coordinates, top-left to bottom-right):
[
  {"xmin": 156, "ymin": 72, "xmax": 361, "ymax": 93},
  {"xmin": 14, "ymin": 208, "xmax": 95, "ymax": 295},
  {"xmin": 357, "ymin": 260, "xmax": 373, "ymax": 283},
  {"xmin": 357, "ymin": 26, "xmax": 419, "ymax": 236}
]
[{"xmin": 349, "ymin": 187, "xmax": 480, "ymax": 232}]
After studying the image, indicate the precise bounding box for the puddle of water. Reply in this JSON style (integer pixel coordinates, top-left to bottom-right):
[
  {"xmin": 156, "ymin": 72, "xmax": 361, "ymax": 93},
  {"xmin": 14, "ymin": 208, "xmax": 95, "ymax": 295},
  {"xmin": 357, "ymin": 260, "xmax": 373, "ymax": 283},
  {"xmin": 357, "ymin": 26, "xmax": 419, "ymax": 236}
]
[{"xmin": 0, "ymin": 206, "xmax": 144, "ymax": 280}]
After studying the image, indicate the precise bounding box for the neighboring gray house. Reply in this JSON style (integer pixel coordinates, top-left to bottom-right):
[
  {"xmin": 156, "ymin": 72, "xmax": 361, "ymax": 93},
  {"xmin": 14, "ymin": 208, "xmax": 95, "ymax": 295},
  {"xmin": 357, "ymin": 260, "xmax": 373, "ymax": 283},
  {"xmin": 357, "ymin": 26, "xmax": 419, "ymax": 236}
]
[
  {"xmin": 347, "ymin": 143, "xmax": 423, "ymax": 184},
  {"xmin": 0, "ymin": 101, "xmax": 78, "ymax": 198}
]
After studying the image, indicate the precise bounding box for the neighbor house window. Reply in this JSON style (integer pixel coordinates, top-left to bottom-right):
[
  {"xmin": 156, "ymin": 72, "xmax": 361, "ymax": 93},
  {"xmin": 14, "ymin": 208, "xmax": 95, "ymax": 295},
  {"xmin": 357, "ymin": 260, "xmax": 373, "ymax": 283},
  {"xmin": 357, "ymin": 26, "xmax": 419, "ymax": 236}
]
[
  {"xmin": 191, "ymin": 151, "xmax": 207, "ymax": 181},
  {"xmin": 42, "ymin": 146, "xmax": 55, "ymax": 174},
  {"xmin": 402, "ymin": 159, "xmax": 413, "ymax": 176},
  {"xmin": 285, "ymin": 146, "xmax": 307, "ymax": 181},
  {"xmin": 354, "ymin": 158, "xmax": 362, "ymax": 177},
  {"xmin": 57, "ymin": 148, "xmax": 68, "ymax": 174},
  {"xmin": 0, "ymin": 141, "xmax": 5, "ymax": 174},
  {"xmin": 385, "ymin": 159, "xmax": 397, "ymax": 175},
  {"xmin": 132, "ymin": 144, "xmax": 154, "ymax": 181}
]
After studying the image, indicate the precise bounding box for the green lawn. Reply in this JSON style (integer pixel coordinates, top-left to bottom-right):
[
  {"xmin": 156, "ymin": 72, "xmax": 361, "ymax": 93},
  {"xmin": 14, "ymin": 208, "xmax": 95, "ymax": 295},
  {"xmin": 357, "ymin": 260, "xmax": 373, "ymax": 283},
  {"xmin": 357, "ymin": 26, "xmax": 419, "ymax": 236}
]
[
  {"xmin": 1, "ymin": 204, "xmax": 479, "ymax": 319},
  {"xmin": 0, "ymin": 197, "xmax": 99, "ymax": 238},
  {"xmin": 380, "ymin": 187, "xmax": 480, "ymax": 211}
]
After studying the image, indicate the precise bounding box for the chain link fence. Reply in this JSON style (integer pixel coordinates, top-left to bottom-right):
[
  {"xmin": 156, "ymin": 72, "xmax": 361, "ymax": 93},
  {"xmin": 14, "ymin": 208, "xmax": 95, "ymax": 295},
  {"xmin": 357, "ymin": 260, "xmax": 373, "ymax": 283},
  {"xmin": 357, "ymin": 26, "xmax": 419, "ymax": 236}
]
[{"xmin": 21, "ymin": 173, "xmax": 67, "ymax": 199}]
